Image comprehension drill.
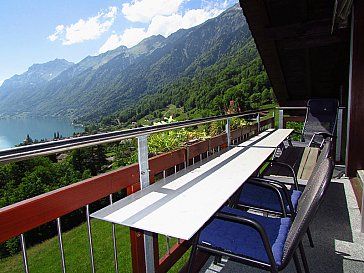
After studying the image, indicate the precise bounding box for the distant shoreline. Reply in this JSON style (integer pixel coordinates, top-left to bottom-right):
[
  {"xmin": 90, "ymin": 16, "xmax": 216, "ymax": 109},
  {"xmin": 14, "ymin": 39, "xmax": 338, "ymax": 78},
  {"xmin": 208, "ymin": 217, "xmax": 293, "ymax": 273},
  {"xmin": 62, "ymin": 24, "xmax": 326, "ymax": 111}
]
[
  {"xmin": 0, "ymin": 116, "xmax": 85, "ymax": 150},
  {"xmin": 0, "ymin": 114, "xmax": 84, "ymax": 127}
]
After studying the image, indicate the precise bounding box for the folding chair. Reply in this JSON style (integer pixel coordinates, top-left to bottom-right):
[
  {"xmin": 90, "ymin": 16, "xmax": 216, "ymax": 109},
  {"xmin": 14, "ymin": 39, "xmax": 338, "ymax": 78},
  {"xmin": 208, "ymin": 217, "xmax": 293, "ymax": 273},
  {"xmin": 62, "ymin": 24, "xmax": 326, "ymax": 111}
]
[
  {"xmin": 261, "ymin": 99, "xmax": 338, "ymax": 182},
  {"xmin": 293, "ymin": 99, "xmax": 339, "ymax": 148},
  {"xmin": 187, "ymin": 158, "xmax": 334, "ymax": 273},
  {"xmin": 261, "ymin": 134, "xmax": 334, "ymax": 188}
]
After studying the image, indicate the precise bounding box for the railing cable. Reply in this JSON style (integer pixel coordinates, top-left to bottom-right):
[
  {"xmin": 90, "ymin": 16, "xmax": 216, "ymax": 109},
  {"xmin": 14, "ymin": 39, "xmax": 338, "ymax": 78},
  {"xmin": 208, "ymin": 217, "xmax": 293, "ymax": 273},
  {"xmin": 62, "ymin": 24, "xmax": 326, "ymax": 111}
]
[
  {"xmin": 86, "ymin": 205, "xmax": 96, "ymax": 273},
  {"xmin": 57, "ymin": 217, "xmax": 67, "ymax": 273},
  {"xmin": 20, "ymin": 233, "xmax": 29, "ymax": 273},
  {"xmin": 110, "ymin": 194, "xmax": 119, "ymax": 273}
]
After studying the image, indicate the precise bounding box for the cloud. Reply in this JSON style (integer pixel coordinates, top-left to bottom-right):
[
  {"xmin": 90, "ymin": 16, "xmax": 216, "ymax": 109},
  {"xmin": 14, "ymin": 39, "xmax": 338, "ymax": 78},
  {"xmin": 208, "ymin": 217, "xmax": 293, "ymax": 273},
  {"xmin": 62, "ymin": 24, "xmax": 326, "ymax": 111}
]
[
  {"xmin": 48, "ymin": 6, "xmax": 117, "ymax": 45},
  {"xmin": 99, "ymin": 28, "xmax": 149, "ymax": 53},
  {"xmin": 147, "ymin": 8, "xmax": 222, "ymax": 37},
  {"xmin": 99, "ymin": 34, "xmax": 123, "ymax": 54},
  {"xmin": 48, "ymin": 25, "xmax": 65, "ymax": 42},
  {"xmin": 122, "ymin": 0, "xmax": 184, "ymax": 23},
  {"xmin": 99, "ymin": 1, "xmax": 230, "ymax": 53}
]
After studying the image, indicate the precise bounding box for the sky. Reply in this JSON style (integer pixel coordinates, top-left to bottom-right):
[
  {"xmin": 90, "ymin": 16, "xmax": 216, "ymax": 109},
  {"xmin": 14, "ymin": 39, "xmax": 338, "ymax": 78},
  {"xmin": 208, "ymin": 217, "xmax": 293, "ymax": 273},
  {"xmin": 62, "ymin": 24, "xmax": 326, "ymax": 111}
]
[{"xmin": 0, "ymin": 0, "xmax": 236, "ymax": 86}]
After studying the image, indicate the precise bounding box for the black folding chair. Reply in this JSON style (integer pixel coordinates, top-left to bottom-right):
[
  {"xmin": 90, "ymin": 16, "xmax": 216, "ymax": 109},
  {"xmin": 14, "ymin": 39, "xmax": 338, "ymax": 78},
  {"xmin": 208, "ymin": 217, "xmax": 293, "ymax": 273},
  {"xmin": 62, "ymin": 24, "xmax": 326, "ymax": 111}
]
[
  {"xmin": 187, "ymin": 158, "xmax": 334, "ymax": 273},
  {"xmin": 260, "ymin": 99, "xmax": 337, "ymax": 182},
  {"xmin": 290, "ymin": 99, "xmax": 339, "ymax": 148}
]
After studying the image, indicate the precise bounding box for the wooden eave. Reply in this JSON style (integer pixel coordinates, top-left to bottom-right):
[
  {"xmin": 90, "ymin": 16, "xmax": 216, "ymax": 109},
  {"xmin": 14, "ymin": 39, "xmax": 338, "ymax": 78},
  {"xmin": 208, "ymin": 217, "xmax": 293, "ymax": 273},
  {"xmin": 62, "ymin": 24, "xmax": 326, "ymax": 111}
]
[{"xmin": 239, "ymin": 0, "xmax": 350, "ymax": 106}]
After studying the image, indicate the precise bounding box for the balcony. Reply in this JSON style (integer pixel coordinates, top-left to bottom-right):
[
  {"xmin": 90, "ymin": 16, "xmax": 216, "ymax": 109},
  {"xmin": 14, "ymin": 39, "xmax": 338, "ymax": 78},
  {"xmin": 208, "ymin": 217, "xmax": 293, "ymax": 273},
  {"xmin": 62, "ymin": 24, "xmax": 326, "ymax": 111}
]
[{"xmin": 0, "ymin": 108, "xmax": 363, "ymax": 273}]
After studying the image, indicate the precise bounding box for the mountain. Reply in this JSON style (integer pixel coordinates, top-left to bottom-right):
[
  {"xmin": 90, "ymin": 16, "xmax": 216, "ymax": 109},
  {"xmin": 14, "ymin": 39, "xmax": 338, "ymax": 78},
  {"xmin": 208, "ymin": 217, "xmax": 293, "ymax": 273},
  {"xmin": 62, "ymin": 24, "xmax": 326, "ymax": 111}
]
[
  {"xmin": 0, "ymin": 5, "xmax": 257, "ymax": 121},
  {"xmin": 0, "ymin": 59, "xmax": 74, "ymax": 116}
]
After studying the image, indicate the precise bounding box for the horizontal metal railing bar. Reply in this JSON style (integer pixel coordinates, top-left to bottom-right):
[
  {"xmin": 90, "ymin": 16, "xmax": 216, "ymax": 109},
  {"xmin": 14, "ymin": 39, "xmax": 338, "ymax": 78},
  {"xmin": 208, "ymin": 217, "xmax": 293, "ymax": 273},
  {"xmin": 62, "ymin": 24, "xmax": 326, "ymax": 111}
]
[
  {"xmin": 276, "ymin": 106, "xmax": 307, "ymax": 110},
  {"xmin": 0, "ymin": 108, "xmax": 274, "ymax": 164},
  {"xmin": 276, "ymin": 106, "xmax": 346, "ymax": 110}
]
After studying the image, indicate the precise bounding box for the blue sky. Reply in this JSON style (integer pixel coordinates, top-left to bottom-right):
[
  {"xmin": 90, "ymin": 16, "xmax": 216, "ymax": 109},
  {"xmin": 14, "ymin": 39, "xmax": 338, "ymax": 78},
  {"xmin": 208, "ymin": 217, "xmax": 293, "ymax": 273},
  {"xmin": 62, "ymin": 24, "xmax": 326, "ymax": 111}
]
[{"xmin": 0, "ymin": 0, "xmax": 236, "ymax": 85}]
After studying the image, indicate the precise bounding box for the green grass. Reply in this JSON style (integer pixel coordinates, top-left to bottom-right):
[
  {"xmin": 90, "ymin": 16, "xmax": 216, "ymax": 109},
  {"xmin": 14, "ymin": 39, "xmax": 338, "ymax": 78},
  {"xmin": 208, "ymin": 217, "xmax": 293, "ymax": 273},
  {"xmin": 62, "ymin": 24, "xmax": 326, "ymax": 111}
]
[{"xmin": 0, "ymin": 219, "xmax": 190, "ymax": 273}]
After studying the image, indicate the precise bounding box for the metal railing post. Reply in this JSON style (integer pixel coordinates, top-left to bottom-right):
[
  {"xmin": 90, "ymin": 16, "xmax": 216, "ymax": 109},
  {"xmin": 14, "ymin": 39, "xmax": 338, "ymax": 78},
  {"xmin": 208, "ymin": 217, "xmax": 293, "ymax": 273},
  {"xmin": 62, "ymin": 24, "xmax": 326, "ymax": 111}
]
[
  {"xmin": 57, "ymin": 218, "xmax": 66, "ymax": 273},
  {"xmin": 226, "ymin": 118, "xmax": 231, "ymax": 147},
  {"xmin": 137, "ymin": 135, "xmax": 155, "ymax": 273},
  {"xmin": 336, "ymin": 107, "xmax": 344, "ymax": 162},
  {"xmin": 279, "ymin": 109, "xmax": 284, "ymax": 129},
  {"xmin": 109, "ymin": 194, "xmax": 119, "ymax": 273},
  {"xmin": 162, "ymin": 170, "xmax": 171, "ymax": 254},
  {"xmin": 272, "ymin": 111, "xmax": 276, "ymax": 128},
  {"xmin": 20, "ymin": 234, "xmax": 29, "ymax": 273},
  {"xmin": 86, "ymin": 205, "xmax": 95, "ymax": 273}
]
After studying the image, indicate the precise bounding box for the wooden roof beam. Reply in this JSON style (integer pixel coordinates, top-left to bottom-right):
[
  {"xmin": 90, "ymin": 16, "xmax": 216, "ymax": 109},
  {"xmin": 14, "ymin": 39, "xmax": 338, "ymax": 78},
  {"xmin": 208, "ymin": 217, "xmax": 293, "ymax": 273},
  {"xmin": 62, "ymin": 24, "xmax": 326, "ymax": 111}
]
[
  {"xmin": 264, "ymin": 19, "xmax": 332, "ymax": 40},
  {"xmin": 280, "ymin": 32, "xmax": 347, "ymax": 50}
]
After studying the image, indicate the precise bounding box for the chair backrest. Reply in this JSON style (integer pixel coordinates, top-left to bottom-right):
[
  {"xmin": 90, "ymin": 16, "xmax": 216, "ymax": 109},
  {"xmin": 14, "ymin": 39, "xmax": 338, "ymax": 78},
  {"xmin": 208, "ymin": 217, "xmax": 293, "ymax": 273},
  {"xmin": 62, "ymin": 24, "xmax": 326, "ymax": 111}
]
[
  {"xmin": 302, "ymin": 99, "xmax": 339, "ymax": 144},
  {"xmin": 297, "ymin": 140, "xmax": 332, "ymax": 202},
  {"xmin": 281, "ymin": 158, "xmax": 334, "ymax": 267},
  {"xmin": 316, "ymin": 139, "xmax": 332, "ymax": 165}
]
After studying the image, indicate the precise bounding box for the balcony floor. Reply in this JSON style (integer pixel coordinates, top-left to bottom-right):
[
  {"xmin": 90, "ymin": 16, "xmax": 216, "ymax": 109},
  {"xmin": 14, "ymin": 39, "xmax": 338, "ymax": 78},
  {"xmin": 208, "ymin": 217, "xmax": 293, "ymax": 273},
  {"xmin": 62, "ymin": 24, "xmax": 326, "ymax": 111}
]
[{"xmin": 200, "ymin": 166, "xmax": 364, "ymax": 273}]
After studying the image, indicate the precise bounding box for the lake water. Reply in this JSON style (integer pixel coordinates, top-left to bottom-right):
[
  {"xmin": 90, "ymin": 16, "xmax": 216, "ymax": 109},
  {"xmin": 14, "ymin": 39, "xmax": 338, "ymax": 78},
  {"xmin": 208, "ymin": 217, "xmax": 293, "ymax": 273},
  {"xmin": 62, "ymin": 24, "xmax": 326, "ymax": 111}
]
[{"xmin": 0, "ymin": 117, "xmax": 84, "ymax": 150}]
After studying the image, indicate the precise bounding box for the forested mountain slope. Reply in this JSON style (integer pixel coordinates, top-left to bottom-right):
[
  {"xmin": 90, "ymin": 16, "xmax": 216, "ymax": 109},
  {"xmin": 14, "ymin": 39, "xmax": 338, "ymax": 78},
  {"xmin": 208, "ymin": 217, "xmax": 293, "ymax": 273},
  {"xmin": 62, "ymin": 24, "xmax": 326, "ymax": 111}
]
[{"xmin": 101, "ymin": 38, "xmax": 271, "ymax": 127}]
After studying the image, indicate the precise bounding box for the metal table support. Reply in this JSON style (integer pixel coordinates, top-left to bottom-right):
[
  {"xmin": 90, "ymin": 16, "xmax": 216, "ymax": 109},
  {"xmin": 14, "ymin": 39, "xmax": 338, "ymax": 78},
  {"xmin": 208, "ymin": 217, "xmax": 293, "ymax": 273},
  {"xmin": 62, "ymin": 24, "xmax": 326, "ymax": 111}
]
[
  {"xmin": 137, "ymin": 135, "xmax": 155, "ymax": 273},
  {"xmin": 226, "ymin": 118, "xmax": 231, "ymax": 147}
]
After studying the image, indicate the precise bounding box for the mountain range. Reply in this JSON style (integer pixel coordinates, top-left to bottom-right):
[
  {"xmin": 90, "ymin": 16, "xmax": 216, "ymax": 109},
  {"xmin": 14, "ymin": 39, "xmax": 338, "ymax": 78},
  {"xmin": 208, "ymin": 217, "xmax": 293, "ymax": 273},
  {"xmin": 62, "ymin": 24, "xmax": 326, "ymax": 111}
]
[{"xmin": 0, "ymin": 5, "xmax": 258, "ymax": 123}]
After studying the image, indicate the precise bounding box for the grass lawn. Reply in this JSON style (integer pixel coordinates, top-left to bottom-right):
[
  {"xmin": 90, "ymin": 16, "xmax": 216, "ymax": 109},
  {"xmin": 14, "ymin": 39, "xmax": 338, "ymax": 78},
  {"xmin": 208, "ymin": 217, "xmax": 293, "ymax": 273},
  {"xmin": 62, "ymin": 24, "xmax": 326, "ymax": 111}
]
[{"xmin": 0, "ymin": 219, "xmax": 190, "ymax": 273}]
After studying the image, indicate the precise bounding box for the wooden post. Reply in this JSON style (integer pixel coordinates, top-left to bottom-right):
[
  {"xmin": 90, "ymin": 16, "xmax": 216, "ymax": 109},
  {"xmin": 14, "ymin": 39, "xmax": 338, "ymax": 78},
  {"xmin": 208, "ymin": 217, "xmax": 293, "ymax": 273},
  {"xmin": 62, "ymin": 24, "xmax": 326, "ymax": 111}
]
[{"xmin": 346, "ymin": 2, "xmax": 364, "ymax": 176}]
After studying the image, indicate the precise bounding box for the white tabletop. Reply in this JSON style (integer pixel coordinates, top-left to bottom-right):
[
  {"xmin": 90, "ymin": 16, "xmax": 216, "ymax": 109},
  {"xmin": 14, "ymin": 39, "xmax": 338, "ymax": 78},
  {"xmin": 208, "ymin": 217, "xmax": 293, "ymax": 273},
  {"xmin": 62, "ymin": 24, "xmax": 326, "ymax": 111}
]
[{"xmin": 91, "ymin": 129, "xmax": 292, "ymax": 240}]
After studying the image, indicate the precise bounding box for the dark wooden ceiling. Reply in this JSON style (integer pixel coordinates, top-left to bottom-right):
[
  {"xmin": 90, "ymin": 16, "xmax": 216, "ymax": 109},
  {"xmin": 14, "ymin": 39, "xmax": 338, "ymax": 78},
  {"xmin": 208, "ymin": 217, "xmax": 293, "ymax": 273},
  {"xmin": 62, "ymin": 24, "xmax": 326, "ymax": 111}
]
[{"xmin": 239, "ymin": 0, "xmax": 350, "ymax": 106}]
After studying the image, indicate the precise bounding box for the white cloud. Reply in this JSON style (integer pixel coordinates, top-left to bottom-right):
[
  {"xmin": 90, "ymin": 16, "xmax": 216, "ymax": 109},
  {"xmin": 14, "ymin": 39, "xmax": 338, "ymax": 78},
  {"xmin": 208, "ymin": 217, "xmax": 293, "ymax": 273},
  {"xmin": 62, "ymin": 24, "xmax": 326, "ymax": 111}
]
[
  {"xmin": 201, "ymin": 0, "xmax": 232, "ymax": 11},
  {"xmin": 99, "ymin": 34, "xmax": 123, "ymax": 54},
  {"xmin": 48, "ymin": 25, "xmax": 65, "ymax": 42},
  {"xmin": 48, "ymin": 6, "xmax": 118, "ymax": 45},
  {"xmin": 99, "ymin": 28, "xmax": 149, "ymax": 53},
  {"xmin": 181, "ymin": 8, "xmax": 222, "ymax": 28},
  {"xmin": 122, "ymin": 0, "xmax": 184, "ymax": 23},
  {"xmin": 147, "ymin": 14, "xmax": 182, "ymax": 37},
  {"xmin": 99, "ymin": 1, "xmax": 230, "ymax": 53},
  {"xmin": 147, "ymin": 8, "xmax": 223, "ymax": 37}
]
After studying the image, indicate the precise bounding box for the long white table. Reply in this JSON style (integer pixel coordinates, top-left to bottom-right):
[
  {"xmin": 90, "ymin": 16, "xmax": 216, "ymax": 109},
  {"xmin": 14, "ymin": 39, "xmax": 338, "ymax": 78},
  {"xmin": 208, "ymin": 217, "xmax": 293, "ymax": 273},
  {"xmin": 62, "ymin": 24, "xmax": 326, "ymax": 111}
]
[{"xmin": 91, "ymin": 129, "xmax": 293, "ymax": 240}]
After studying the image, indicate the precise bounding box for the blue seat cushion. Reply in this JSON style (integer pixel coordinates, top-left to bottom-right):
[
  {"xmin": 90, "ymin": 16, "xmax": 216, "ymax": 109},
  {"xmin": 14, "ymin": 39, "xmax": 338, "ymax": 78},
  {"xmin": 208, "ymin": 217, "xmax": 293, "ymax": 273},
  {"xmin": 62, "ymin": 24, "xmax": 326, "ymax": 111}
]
[
  {"xmin": 199, "ymin": 206, "xmax": 291, "ymax": 266},
  {"xmin": 238, "ymin": 182, "xmax": 302, "ymax": 213}
]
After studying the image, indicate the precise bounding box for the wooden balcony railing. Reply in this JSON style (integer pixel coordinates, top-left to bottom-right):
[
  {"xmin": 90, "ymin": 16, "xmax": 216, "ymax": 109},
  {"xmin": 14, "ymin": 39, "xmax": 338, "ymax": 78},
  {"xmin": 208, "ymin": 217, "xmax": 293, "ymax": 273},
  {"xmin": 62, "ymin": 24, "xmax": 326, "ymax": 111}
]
[{"xmin": 0, "ymin": 114, "xmax": 275, "ymax": 273}]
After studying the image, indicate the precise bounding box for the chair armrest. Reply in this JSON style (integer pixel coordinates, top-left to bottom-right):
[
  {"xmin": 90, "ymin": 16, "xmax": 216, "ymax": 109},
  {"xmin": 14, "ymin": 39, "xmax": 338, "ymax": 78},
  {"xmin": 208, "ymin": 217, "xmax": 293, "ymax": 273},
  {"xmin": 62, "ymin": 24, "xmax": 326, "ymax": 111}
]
[
  {"xmin": 214, "ymin": 210, "xmax": 278, "ymax": 268},
  {"xmin": 309, "ymin": 132, "xmax": 336, "ymax": 148},
  {"xmin": 261, "ymin": 160, "xmax": 299, "ymax": 190},
  {"xmin": 313, "ymin": 132, "xmax": 336, "ymax": 139},
  {"xmin": 248, "ymin": 177, "xmax": 296, "ymax": 218},
  {"xmin": 240, "ymin": 178, "xmax": 288, "ymax": 217}
]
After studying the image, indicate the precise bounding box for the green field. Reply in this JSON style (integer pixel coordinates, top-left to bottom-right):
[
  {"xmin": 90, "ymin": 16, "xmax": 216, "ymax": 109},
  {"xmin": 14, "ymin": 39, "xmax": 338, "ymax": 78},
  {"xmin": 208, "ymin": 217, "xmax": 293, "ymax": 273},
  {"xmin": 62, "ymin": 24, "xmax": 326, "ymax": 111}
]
[{"xmin": 0, "ymin": 219, "xmax": 190, "ymax": 273}]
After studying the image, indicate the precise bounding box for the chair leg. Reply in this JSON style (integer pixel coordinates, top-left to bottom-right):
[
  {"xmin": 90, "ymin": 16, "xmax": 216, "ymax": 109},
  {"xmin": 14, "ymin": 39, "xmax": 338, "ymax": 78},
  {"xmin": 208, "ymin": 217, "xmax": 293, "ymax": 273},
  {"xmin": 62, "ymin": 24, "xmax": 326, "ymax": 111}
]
[
  {"xmin": 299, "ymin": 242, "xmax": 311, "ymax": 273},
  {"xmin": 293, "ymin": 251, "xmax": 303, "ymax": 273},
  {"xmin": 306, "ymin": 227, "xmax": 314, "ymax": 248},
  {"xmin": 187, "ymin": 235, "xmax": 199, "ymax": 273},
  {"xmin": 213, "ymin": 255, "xmax": 222, "ymax": 265}
]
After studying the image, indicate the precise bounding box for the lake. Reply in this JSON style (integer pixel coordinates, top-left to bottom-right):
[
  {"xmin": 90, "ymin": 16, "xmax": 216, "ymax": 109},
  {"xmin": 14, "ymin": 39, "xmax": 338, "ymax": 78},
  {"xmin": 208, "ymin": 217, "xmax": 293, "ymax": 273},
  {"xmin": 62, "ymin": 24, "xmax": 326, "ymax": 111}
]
[{"xmin": 0, "ymin": 117, "xmax": 84, "ymax": 150}]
